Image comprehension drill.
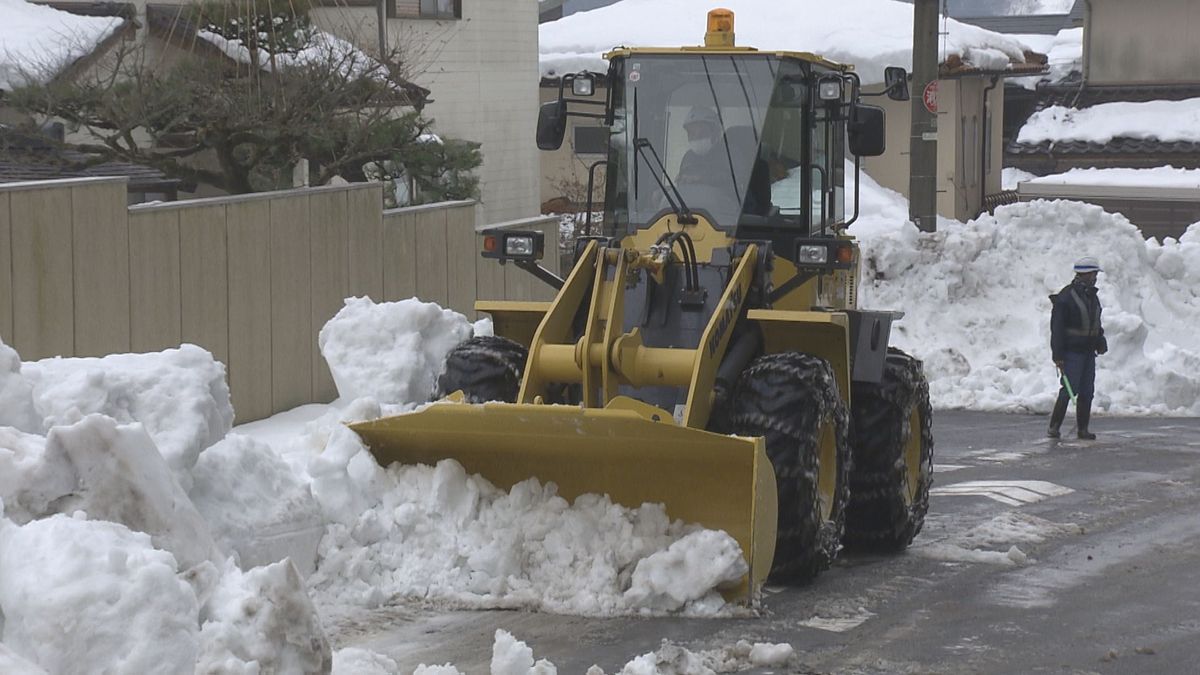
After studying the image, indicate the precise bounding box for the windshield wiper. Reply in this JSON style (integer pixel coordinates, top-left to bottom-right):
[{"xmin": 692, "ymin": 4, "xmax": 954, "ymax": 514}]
[{"xmin": 634, "ymin": 137, "xmax": 697, "ymax": 225}]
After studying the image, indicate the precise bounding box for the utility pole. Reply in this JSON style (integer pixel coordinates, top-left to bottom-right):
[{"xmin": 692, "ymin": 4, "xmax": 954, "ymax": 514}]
[
  {"xmin": 377, "ymin": 0, "xmax": 388, "ymax": 58},
  {"xmin": 909, "ymin": 0, "xmax": 939, "ymax": 232}
]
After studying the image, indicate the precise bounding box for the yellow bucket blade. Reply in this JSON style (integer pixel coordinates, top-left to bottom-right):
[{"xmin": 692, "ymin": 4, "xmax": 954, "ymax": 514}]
[{"xmin": 350, "ymin": 398, "xmax": 778, "ymax": 602}]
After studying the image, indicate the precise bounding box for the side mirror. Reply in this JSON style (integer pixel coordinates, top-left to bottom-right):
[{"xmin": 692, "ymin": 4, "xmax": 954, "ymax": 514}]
[
  {"xmin": 848, "ymin": 104, "xmax": 886, "ymax": 157},
  {"xmin": 571, "ymin": 73, "xmax": 595, "ymax": 97},
  {"xmin": 883, "ymin": 66, "xmax": 910, "ymax": 101},
  {"xmin": 536, "ymin": 100, "xmax": 568, "ymax": 151}
]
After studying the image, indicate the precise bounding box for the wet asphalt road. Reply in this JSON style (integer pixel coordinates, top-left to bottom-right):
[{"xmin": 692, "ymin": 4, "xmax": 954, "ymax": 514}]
[{"xmin": 340, "ymin": 411, "xmax": 1200, "ymax": 674}]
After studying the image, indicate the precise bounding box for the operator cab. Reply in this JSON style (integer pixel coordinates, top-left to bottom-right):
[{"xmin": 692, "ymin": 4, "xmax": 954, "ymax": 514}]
[{"xmin": 537, "ymin": 9, "xmax": 908, "ymax": 258}]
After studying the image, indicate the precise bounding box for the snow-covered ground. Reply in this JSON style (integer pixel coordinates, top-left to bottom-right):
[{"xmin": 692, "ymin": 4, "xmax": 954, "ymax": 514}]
[
  {"xmin": 3, "ymin": 160, "xmax": 1200, "ymax": 671},
  {"xmin": 539, "ymin": 0, "xmax": 1034, "ymax": 84},
  {"xmin": 0, "ymin": 0, "xmax": 123, "ymax": 91}
]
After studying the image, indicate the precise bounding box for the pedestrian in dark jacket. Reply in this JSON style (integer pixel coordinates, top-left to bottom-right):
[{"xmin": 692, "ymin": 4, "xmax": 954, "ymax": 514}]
[{"xmin": 1048, "ymin": 256, "xmax": 1108, "ymax": 439}]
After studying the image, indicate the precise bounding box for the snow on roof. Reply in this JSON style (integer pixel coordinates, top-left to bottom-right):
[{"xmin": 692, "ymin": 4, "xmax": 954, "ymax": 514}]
[
  {"xmin": 538, "ymin": 0, "xmax": 1036, "ymax": 84},
  {"xmin": 197, "ymin": 28, "xmax": 381, "ymax": 79},
  {"xmin": 0, "ymin": 0, "xmax": 123, "ymax": 91},
  {"xmin": 1008, "ymin": 26, "xmax": 1081, "ymax": 89},
  {"xmin": 1025, "ymin": 166, "xmax": 1200, "ymax": 190},
  {"xmin": 1017, "ymin": 97, "xmax": 1200, "ymax": 145}
]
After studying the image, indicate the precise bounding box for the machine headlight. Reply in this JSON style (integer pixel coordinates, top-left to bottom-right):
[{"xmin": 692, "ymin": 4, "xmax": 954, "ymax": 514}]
[
  {"xmin": 505, "ymin": 235, "xmax": 536, "ymax": 257},
  {"xmin": 797, "ymin": 244, "xmax": 829, "ymax": 265},
  {"xmin": 818, "ymin": 78, "xmax": 843, "ymax": 101}
]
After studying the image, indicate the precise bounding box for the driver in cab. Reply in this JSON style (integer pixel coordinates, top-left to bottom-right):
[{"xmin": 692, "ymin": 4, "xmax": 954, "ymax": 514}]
[{"xmin": 676, "ymin": 106, "xmax": 723, "ymax": 187}]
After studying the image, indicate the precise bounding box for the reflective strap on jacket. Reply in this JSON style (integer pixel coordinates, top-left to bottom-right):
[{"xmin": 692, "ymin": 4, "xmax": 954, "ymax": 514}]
[{"xmin": 1065, "ymin": 287, "xmax": 1100, "ymax": 337}]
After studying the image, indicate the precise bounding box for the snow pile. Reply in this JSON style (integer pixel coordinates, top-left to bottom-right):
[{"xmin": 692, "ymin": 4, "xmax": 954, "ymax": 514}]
[
  {"xmin": 0, "ymin": 0, "xmax": 123, "ymax": 90},
  {"xmin": 849, "ymin": 169, "xmax": 1200, "ymax": 415},
  {"xmin": 1025, "ymin": 165, "xmax": 1200, "ymax": 189},
  {"xmin": 915, "ymin": 511, "xmax": 1079, "ymax": 566},
  {"xmin": 339, "ymin": 631, "xmax": 795, "ymax": 675},
  {"xmin": 0, "ymin": 341, "xmax": 329, "ymax": 673},
  {"xmin": 1001, "ymin": 166, "xmax": 1037, "ymax": 191},
  {"xmin": 539, "ymin": 0, "xmax": 1032, "ymax": 84},
  {"xmin": 0, "ymin": 513, "xmax": 201, "ymax": 674},
  {"xmin": 21, "ymin": 344, "xmax": 234, "ymax": 490},
  {"xmin": 1017, "ymin": 97, "xmax": 1200, "ymax": 145},
  {"xmin": 0, "ymin": 340, "xmax": 41, "ymax": 433},
  {"xmin": 189, "ymin": 434, "xmax": 325, "ymax": 575},
  {"xmin": 306, "ymin": 423, "xmax": 747, "ymax": 617},
  {"xmin": 194, "ymin": 560, "xmax": 331, "ymax": 674},
  {"xmin": 318, "ymin": 296, "xmax": 474, "ymax": 404},
  {"xmin": 45, "ymin": 415, "xmax": 223, "ymax": 569},
  {"xmin": 590, "ymin": 638, "xmax": 793, "ymax": 674}
]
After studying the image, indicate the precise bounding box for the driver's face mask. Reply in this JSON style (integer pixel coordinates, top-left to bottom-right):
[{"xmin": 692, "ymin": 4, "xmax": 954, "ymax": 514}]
[{"xmin": 688, "ymin": 136, "xmax": 714, "ymax": 155}]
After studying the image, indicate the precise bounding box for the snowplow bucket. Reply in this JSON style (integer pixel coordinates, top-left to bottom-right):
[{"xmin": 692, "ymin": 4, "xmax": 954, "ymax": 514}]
[{"xmin": 350, "ymin": 398, "xmax": 778, "ymax": 602}]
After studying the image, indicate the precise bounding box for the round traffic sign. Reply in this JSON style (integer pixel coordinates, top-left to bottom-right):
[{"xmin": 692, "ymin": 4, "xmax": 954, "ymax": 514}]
[{"xmin": 923, "ymin": 80, "xmax": 938, "ymax": 114}]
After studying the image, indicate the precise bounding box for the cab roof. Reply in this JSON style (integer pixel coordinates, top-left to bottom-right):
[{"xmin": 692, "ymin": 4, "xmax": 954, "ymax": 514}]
[{"xmin": 602, "ymin": 47, "xmax": 852, "ymax": 73}]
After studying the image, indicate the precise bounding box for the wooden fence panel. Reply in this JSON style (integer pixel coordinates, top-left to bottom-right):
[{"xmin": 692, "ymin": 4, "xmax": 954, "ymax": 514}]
[
  {"xmin": 179, "ymin": 204, "xmax": 229, "ymax": 365},
  {"xmin": 226, "ymin": 200, "xmax": 273, "ymax": 423},
  {"xmin": 72, "ymin": 182, "xmax": 131, "ymax": 356},
  {"xmin": 129, "ymin": 209, "xmax": 182, "ymax": 352},
  {"xmin": 414, "ymin": 207, "xmax": 449, "ymax": 307},
  {"xmin": 269, "ymin": 195, "xmax": 314, "ymax": 412},
  {"xmin": 347, "ymin": 186, "xmax": 384, "ymax": 301},
  {"xmin": 444, "ymin": 205, "xmax": 478, "ymax": 316},
  {"xmin": 309, "ymin": 189, "xmax": 349, "ymax": 402},
  {"xmin": 474, "ymin": 241, "xmax": 507, "ymax": 309},
  {"xmin": 10, "ymin": 186, "xmax": 74, "ymax": 359},
  {"xmin": 0, "ymin": 193, "xmax": 12, "ymax": 343},
  {"xmin": 382, "ymin": 210, "xmax": 418, "ymax": 302}
]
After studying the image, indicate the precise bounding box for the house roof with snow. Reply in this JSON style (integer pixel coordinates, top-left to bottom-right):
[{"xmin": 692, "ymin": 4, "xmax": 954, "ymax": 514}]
[
  {"xmin": 539, "ymin": 0, "xmax": 1046, "ymax": 85},
  {"xmin": 0, "ymin": 0, "xmax": 128, "ymax": 92},
  {"xmin": 1006, "ymin": 96, "xmax": 1200, "ymax": 173},
  {"xmin": 142, "ymin": 4, "xmax": 431, "ymax": 106}
]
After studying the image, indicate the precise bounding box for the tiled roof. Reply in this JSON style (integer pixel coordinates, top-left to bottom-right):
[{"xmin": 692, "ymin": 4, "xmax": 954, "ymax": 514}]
[
  {"xmin": 0, "ymin": 130, "xmax": 181, "ymax": 192},
  {"xmin": 1007, "ymin": 137, "xmax": 1200, "ymax": 157},
  {"xmin": 1036, "ymin": 83, "xmax": 1200, "ymax": 108}
]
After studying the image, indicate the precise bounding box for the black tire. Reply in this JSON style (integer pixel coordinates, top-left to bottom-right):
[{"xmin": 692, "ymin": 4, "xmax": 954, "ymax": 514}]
[
  {"xmin": 729, "ymin": 352, "xmax": 851, "ymax": 584},
  {"xmin": 845, "ymin": 348, "xmax": 934, "ymax": 552},
  {"xmin": 433, "ymin": 336, "xmax": 528, "ymax": 403}
]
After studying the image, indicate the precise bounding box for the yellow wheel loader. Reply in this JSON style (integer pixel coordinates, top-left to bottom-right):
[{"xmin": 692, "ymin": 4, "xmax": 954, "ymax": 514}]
[{"xmin": 352, "ymin": 9, "xmax": 934, "ymax": 601}]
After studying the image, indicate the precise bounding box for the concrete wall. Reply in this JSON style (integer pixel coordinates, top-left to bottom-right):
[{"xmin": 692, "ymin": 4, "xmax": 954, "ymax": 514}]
[
  {"xmin": 1086, "ymin": 0, "xmax": 1200, "ymax": 85},
  {"xmin": 1, "ymin": 177, "xmax": 558, "ymax": 423},
  {"xmin": 313, "ymin": 1, "xmax": 542, "ymax": 224}
]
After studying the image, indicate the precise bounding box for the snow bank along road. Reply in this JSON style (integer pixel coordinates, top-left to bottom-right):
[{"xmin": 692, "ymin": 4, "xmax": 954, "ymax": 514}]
[{"xmin": 343, "ymin": 411, "xmax": 1200, "ymax": 673}]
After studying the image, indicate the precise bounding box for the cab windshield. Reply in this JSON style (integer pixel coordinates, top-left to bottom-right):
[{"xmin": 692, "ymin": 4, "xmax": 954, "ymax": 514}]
[{"xmin": 604, "ymin": 53, "xmax": 845, "ymax": 236}]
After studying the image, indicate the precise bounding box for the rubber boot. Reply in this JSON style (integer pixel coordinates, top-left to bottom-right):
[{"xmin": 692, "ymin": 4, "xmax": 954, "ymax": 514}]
[
  {"xmin": 1048, "ymin": 394, "xmax": 1068, "ymax": 439},
  {"xmin": 1077, "ymin": 401, "xmax": 1096, "ymax": 440}
]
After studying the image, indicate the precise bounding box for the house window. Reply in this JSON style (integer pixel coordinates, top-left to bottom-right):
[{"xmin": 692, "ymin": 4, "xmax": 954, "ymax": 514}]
[{"xmin": 392, "ymin": 0, "xmax": 461, "ymax": 19}]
